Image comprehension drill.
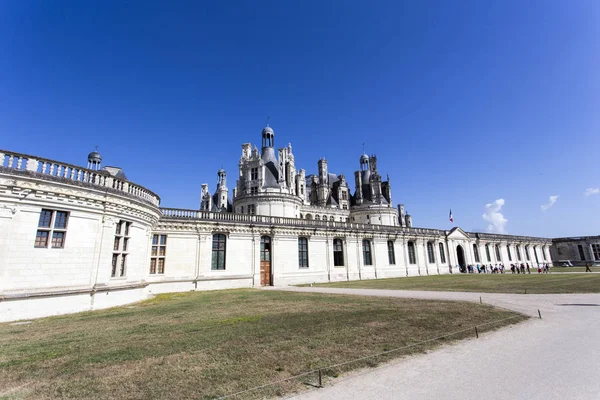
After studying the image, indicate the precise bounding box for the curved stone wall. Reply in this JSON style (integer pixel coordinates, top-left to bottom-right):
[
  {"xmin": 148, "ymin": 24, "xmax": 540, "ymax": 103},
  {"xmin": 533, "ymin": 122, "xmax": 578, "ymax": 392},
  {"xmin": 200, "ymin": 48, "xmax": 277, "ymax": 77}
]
[{"xmin": 0, "ymin": 152, "xmax": 161, "ymax": 322}]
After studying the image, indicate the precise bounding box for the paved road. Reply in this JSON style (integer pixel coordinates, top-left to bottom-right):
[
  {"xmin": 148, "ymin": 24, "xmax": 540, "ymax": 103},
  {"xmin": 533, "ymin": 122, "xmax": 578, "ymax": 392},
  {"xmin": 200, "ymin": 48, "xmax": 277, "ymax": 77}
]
[{"xmin": 267, "ymin": 287, "xmax": 600, "ymax": 400}]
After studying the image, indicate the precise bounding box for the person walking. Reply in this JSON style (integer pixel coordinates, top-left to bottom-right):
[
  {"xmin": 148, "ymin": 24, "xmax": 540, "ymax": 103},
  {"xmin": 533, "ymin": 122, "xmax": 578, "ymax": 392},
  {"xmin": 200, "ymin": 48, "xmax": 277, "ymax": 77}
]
[{"xmin": 585, "ymin": 262, "xmax": 592, "ymax": 273}]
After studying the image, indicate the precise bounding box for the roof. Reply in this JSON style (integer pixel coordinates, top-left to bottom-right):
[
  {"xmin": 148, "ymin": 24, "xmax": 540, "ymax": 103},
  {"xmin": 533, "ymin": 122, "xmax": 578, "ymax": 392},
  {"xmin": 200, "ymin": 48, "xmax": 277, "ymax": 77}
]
[{"xmin": 261, "ymin": 147, "xmax": 280, "ymax": 188}]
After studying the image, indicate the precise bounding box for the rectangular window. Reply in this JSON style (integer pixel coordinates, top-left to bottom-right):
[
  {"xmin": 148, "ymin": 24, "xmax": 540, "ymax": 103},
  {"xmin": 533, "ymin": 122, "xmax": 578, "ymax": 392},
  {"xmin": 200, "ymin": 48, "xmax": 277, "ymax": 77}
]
[
  {"xmin": 342, "ymin": 204, "xmax": 348, "ymax": 210},
  {"xmin": 516, "ymin": 245, "xmax": 521, "ymax": 261},
  {"xmin": 342, "ymin": 191, "xmax": 348, "ymax": 200},
  {"xmin": 112, "ymin": 220, "xmax": 131, "ymax": 277},
  {"xmin": 211, "ymin": 233, "xmax": 227, "ymax": 270},
  {"xmin": 473, "ymin": 244, "xmax": 480, "ymax": 263},
  {"xmin": 112, "ymin": 254, "xmax": 119, "ymax": 277},
  {"xmin": 439, "ymin": 243, "xmax": 446, "ymax": 264},
  {"xmin": 387, "ymin": 241, "xmax": 396, "ymax": 265},
  {"xmin": 333, "ymin": 239, "xmax": 344, "ymax": 266},
  {"xmin": 34, "ymin": 209, "xmax": 69, "ymax": 249},
  {"xmin": 362, "ymin": 240, "xmax": 372, "ymax": 265},
  {"xmin": 427, "ymin": 242, "xmax": 435, "ymax": 264},
  {"xmin": 38, "ymin": 209, "xmax": 53, "ymax": 228},
  {"xmin": 578, "ymin": 245, "xmax": 585, "ymax": 261},
  {"xmin": 592, "ymin": 244, "xmax": 600, "ymax": 261},
  {"xmin": 150, "ymin": 234, "xmax": 167, "ymax": 274},
  {"xmin": 35, "ymin": 230, "xmax": 49, "ymax": 248},
  {"xmin": 251, "ymin": 186, "xmax": 258, "ymax": 195},
  {"xmin": 526, "ymin": 246, "xmax": 531, "ymax": 261},
  {"xmin": 298, "ymin": 238, "xmax": 309, "ymax": 268},
  {"xmin": 51, "ymin": 232, "xmax": 65, "ymax": 248},
  {"xmin": 248, "ymin": 204, "xmax": 256, "ymax": 215},
  {"xmin": 407, "ymin": 241, "xmax": 416, "ymax": 264},
  {"xmin": 485, "ymin": 245, "xmax": 492, "ymax": 262},
  {"xmin": 507, "ymin": 245, "xmax": 512, "ymax": 261},
  {"xmin": 251, "ymin": 167, "xmax": 258, "ymax": 180}
]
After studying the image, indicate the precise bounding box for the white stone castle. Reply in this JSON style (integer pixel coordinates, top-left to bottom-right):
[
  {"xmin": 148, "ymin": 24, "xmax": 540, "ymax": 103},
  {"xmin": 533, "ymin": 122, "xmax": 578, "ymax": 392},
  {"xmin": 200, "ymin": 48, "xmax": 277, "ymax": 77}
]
[{"xmin": 0, "ymin": 125, "xmax": 555, "ymax": 322}]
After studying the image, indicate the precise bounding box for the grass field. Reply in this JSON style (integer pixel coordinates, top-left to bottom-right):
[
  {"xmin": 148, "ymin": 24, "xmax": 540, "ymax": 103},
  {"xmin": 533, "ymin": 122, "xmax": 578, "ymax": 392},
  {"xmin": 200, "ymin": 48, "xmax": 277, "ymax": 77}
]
[
  {"xmin": 0, "ymin": 289, "xmax": 524, "ymax": 400},
  {"xmin": 553, "ymin": 267, "xmax": 598, "ymax": 273},
  {"xmin": 308, "ymin": 273, "xmax": 600, "ymax": 294}
]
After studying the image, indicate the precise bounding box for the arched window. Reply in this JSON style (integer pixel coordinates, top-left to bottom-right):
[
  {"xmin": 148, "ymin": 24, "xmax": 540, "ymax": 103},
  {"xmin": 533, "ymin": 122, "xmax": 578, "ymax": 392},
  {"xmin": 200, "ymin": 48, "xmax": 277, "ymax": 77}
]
[
  {"xmin": 439, "ymin": 243, "xmax": 447, "ymax": 263},
  {"xmin": 473, "ymin": 244, "xmax": 480, "ymax": 263},
  {"xmin": 333, "ymin": 239, "xmax": 344, "ymax": 266},
  {"xmin": 362, "ymin": 239, "xmax": 372, "ymax": 265},
  {"xmin": 323, "ymin": 215, "xmax": 327, "ymax": 221},
  {"xmin": 485, "ymin": 244, "xmax": 491, "ymax": 262},
  {"xmin": 516, "ymin": 245, "xmax": 521, "ymax": 261},
  {"xmin": 315, "ymin": 215, "xmax": 320, "ymax": 221},
  {"xmin": 407, "ymin": 241, "xmax": 416, "ymax": 264},
  {"xmin": 427, "ymin": 242, "xmax": 435, "ymax": 264},
  {"xmin": 211, "ymin": 234, "xmax": 226, "ymax": 270},
  {"xmin": 507, "ymin": 245, "xmax": 512, "ymax": 261},
  {"xmin": 298, "ymin": 237, "xmax": 309, "ymax": 268},
  {"xmin": 329, "ymin": 216, "xmax": 334, "ymax": 221},
  {"xmin": 387, "ymin": 240, "xmax": 396, "ymax": 265},
  {"xmin": 495, "ymin": 244, "xmax": 501, "ymax": 261}
]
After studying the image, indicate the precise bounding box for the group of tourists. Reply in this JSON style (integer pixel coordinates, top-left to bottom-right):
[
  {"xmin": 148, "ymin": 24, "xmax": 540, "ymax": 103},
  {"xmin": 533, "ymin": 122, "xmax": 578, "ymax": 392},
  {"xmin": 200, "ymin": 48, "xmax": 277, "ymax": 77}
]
[{"xmin": 457, "ymin": 262, "xmax": 551, "ymax": 274}]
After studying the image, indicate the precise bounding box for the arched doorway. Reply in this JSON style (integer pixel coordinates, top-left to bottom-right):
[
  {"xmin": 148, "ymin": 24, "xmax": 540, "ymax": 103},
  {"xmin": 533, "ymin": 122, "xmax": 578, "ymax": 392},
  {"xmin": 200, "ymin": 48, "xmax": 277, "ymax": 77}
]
[
  {"xmin": 456, "ymin": 245, "xmax": 466, "ymax": 268},
  {"xmin": 260, "ymin": 236, "xmax": 272, "ymax": 286}
]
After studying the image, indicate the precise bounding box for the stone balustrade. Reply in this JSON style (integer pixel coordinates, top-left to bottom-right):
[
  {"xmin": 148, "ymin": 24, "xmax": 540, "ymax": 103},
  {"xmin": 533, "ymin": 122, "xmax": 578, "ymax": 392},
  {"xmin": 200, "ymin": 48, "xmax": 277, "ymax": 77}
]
[
  {"xmin": 0, "ymin": 150, "xmax": 160, "ymax": 207},
  {"xmin": 160, "ymin": 207, "xmax": 443, "ymax": 236}
]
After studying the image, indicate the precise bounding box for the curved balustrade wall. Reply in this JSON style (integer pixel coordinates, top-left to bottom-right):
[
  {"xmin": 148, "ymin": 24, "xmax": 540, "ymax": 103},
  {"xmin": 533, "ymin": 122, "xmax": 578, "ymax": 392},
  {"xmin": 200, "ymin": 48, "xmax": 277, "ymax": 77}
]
[{"xmin": 0, "ymin": 150, "xmax": 160, "ymax": 206}]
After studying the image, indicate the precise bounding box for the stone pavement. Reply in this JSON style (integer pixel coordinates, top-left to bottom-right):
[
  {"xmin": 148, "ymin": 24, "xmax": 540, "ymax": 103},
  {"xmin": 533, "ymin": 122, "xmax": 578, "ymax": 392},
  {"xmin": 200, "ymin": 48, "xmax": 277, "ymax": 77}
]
[{"xmin": 265, "ymin": 286, "xmax": 600, "ymax": 400}]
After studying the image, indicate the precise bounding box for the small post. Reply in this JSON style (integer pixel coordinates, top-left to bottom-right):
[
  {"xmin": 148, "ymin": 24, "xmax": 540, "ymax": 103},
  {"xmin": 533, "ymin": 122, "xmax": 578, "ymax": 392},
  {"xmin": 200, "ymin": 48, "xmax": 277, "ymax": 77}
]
[
  {"xmin": 318, "ymin": 369, "xmax": 323, "ymax": 387},
  {"xmin": 475, "ymin": 326, "xmax": 479, "ymax": 338},
  {"xmin": 538, "ymin": 309, "xmax": 542, "ymax": 319}
]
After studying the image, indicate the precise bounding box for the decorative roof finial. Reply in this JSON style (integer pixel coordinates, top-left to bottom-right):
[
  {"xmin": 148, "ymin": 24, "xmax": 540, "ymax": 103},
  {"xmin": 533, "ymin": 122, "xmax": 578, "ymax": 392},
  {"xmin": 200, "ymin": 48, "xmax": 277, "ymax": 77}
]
[{"xmin": 266, "ymin": 115, "xmax": 270, "ymax": 127}]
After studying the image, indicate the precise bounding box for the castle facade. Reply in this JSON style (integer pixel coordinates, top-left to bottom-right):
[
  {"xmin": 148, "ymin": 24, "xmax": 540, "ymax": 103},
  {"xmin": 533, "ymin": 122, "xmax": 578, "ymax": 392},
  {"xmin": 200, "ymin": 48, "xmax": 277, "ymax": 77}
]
[{"xmin": 0, "ymin": 125, "xmax": 554, "ymax": 322}]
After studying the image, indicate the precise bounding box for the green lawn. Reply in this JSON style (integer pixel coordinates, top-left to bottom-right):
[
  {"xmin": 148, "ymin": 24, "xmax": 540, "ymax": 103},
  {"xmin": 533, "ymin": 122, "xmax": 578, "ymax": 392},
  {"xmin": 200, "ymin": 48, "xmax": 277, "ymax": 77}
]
[
  {"xmin": 552, "ymin": 267, "xmax": 599, "ymax": 273},
  {"xmin": 0, "ymin": 289, "xmax": 524, "ymax": 400},
  {"xmin": 309, "ymin": 273, "xmax": 600, "ymax": 294}
]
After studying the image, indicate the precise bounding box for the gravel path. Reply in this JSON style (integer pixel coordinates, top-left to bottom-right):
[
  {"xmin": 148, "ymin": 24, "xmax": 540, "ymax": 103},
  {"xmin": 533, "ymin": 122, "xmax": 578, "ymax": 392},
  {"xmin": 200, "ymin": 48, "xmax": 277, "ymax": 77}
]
[{"xmin": 265, "ymin": 286, "xmax": 600, "ymax": 400}]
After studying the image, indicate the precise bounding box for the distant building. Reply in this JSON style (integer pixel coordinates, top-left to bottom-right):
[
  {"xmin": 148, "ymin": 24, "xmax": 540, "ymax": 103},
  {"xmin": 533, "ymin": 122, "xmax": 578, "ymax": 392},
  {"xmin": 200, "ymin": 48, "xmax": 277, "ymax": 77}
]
[
  {"xmin": 0, "ymin": 125, "xmax": 554, "ymax": 322},
  {"xmin": 550, "ymin": 236, "xmax": 600, "ymax": 265}
]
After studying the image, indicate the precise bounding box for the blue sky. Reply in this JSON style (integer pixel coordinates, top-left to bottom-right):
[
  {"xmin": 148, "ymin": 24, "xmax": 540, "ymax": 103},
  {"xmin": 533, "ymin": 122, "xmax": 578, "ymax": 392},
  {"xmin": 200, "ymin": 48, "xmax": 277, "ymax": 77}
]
[{"xmin": 1, "ymin": 1, "xmax": 599, "ymax": 237}]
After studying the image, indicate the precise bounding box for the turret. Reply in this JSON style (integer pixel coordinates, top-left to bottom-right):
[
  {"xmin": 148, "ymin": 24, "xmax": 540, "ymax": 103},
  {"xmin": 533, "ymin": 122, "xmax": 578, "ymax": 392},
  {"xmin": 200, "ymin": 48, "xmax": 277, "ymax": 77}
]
[
  {"xmin": 405, "ymin": 213, "xmax": 412, "ymax": 228},
  {"xmin": 398, "ymin": 204, "xmax": 406, "ymax": 227},
  {"xmin": 214, "ymin": 169, "xmax": 229, "ymax": 212},
  {"xmin": 200, "ymin": 184, "xmax": 212, "ymax": 211},
  {"xmin": 87, "ymin": 148, "xmax": 102, "ymax": 171},
  {"xmin": 262, "ymin": 126, "xmax": 274, "ymax": 149},
  {"xmin": 296, "ymin": 169, "xmax": 306, "ymax": 202},
  {"xmin": 317, "ymin": 158, "xmax": 329, "ymax": 207},
  {"xmin": 354, "ymin": 170, "xmax": 363, "ymax": 205},
  {"xmin": 360, "ymin": 153, "xmax": 371, "ymax": 183}
]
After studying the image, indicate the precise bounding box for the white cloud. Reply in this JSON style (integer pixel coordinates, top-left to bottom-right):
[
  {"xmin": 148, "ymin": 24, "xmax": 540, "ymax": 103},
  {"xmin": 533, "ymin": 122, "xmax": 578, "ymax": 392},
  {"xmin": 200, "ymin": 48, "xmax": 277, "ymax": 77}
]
[
  {"xmin": 584, "ymin": 188, "xmax": 600, "ymax": 196},
  {"xmin": 482, "ymin": 199, "xmax": 508, "ymax": 234},
  {"xmin": 540, "ymin": 195, "xmax": 559, "ymax": 212}
]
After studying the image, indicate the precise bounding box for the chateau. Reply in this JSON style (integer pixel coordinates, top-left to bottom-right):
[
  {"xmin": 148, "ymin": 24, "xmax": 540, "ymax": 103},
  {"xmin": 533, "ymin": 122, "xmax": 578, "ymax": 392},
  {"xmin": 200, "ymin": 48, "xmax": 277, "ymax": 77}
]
[{"xmin": 1, "ymin": 125, "xmax": 556, "ymax": 322}]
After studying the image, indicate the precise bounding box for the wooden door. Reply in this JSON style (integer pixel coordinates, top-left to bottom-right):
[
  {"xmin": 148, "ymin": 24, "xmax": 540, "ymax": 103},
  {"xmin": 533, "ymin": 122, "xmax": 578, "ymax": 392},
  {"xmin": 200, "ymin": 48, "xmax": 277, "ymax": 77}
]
[{"xmin": 260, "ymin": 236, "xmax": 272, "ymax": 286}]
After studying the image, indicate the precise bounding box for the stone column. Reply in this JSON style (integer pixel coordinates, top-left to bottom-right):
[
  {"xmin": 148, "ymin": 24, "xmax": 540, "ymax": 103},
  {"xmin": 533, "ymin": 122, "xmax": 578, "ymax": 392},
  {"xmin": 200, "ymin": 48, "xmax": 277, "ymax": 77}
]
[{"xmin": 402, "ymin": 238, "xmax": 409, "ymax": 277}]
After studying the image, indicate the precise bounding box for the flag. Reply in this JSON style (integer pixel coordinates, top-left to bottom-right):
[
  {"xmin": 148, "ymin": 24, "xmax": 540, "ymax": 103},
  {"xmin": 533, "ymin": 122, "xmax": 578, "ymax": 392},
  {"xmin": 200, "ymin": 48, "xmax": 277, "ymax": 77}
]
[{"xmin": 449, "ymin": 209, "xmax": 453, "ymax": 223}]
